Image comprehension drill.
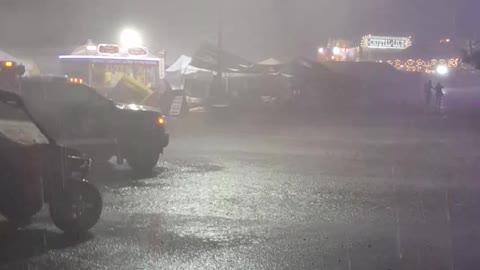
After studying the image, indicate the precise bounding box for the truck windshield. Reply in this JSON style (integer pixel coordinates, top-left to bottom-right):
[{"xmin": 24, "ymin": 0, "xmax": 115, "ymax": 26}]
[{"xmin": 0, "ymin": 101, "xmax": 48, "ymax": 146}]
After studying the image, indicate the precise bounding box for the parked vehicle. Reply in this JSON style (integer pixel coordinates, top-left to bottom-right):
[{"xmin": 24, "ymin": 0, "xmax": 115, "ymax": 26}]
[
  {"xmin": 0, "ymin": 88, "xmax": 102, "ymax": 234},
  {"xmin": 20, "ymin": 76, "xmax": 169, "ymax": 174}
]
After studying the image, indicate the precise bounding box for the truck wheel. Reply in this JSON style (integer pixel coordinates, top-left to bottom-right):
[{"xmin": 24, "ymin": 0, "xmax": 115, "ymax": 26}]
[
  {"xmin": 49, "ymin": 181, "xmax": 102, "ymax": 235},
  {"xmin": 126, "ymin": 147, "xmax": 160, "ymax": 175}
]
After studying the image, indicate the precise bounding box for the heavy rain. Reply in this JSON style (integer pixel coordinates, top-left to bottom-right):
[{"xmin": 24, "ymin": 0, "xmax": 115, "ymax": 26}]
[{"xmin": 1, "ymin": 0, "xmax": 480, "ymax": 269}]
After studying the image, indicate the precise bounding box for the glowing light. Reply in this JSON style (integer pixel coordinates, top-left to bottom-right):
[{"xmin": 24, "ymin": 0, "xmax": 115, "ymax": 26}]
[
  {"xmin": 97, "ymin": 44, "xmax": 120, "ymax": 54},
  {"xmin": 127, "ymin": 104, "xmax": 140, "ymax": 111},
  {"xmin": 436, "ymin": 65, "xmax": 449, "ymax": 75},
  {"xmin": 157, "ymin": 117, "xmax": 165, "ymax": 125},
  {"xmin": 86, "ymin": 45, "xmax": 97, "ymax": 51},
  {"xmin": 68, "ymin": 77, "xmax": 83, "ymax": 84},
  {"xmin": 120, "ymin": 28, "xmax": 142, "ymax": 48},
  {"xmin": 332, "ymin": 47, "xmax": 341, "ymax": 55},
  {"xmin": 318, "ymin": 47, "xmax": 324, "ymax": 54},
  {"xmin": 448, "ymin": 58, "xmax": 459, "ymax": 68},
  {"xmin": 128, "ymin": 47, "xmax": 148, "ymax": 56},
  {"xmin": 384, "ymin": 58, "xmax": 461, "ymax": 74},
  {"xmin": 4, "ymin": 61, "xmax": 13, "ymax": 67},
  {"xmin": 361, "ymin": 35, "xmax": 412, "ymax": 49},
  {"xmin": 58, "ymin": 55, "xmax": 161, "ymax": 62}
]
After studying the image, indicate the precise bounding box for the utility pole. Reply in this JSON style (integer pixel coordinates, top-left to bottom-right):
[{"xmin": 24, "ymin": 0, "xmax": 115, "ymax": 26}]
[
  {"xmin": 451, "ymin": 0, "xmax": 457, "ymax": 39},
  {"xmin": 217, "ymin": 0, "xmax": 223, "ymax": 82},
  {"xmin": 208, "ymin": 0, "xmax": 224, "ymax": 106}
]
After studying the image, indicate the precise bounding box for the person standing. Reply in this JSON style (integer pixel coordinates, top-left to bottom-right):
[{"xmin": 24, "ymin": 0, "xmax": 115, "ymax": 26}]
[
  {"xmin": 424, "ymin": 80, "xmax": 433, "ymax": 109},
  {"xmin": 434, "ymin": 82, "xmax": 444, "ymax": 111}
]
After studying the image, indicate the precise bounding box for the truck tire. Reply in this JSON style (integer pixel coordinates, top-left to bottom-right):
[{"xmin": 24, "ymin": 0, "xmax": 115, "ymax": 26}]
[
  {"xmin": 49, "ymin": 181, "xmax": 102, "ymax": 235},
  {"xmin": 126, "ymin": 146, "xmax": 160, "ymax": 175}
]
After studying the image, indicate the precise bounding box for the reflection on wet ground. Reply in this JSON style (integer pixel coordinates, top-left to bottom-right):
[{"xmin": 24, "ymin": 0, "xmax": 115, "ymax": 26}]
[{"xmin": 3, "ymin": 110, "xmax": 480, "ymax": 269}]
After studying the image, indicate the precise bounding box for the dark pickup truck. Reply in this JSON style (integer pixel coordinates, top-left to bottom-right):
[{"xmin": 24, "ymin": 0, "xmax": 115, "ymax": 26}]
[{"xmin": 20, "ymin": 76, "xmax": 169, "ymax": 173}]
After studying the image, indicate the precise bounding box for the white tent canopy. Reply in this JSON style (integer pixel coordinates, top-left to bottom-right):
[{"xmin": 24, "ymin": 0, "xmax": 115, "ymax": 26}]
[
  {"xmin": 166, "ymin": 55, "xmax": 213, "ymax": 90},
  {"xmin": 167, "ymin": 55, "xmax": 211, "ymax": 75},
  {"xmin": 166, "ymin": 55, "xmax": 191, "ymax": 73}
]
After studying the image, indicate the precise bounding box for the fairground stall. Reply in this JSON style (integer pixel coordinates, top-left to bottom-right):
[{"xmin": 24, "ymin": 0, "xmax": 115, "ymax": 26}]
[
  {"xmin": 317, "ymin": 39, "xmax": 359, "ymax": 62},
  {"xmin": 58, "ymin": 41, "xmax": 167, "ymax": 105}
]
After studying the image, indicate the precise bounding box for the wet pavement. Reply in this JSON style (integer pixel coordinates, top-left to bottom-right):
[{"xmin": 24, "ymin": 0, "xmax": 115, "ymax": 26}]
[{"xmin": 2, "ymin": 111, "xmax": 480, "ymax": 270}]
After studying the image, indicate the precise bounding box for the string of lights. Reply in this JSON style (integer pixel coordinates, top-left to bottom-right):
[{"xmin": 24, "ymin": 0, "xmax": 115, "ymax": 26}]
[{"xmin": 385, "ymin": 58, "xmax": 461, "ymax": 73}]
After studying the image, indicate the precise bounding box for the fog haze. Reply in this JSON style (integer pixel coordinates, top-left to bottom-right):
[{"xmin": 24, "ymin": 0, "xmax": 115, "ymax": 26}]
[{"xmin": 0, "ymin": 0, "xmax": 477, "ymax": 60}]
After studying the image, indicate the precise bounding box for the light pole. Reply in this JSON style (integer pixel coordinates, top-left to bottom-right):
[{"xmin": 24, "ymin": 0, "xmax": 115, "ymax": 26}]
[{"xmin": 209, "ymin": 0, "xmax": 224, "ymax": 105}]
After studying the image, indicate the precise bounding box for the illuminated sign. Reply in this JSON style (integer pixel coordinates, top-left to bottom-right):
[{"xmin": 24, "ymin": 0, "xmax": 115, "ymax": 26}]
[
  {"xmin": 361, "ymin": 35, "xmax": 412, "ymax": 50},
  {"xmin": 97, "ymin": 44, "xmax": 120, "ymax": 55},
  {"xmin": 127, "ymin": 47, "xmax": 148, "ymax": 56}
]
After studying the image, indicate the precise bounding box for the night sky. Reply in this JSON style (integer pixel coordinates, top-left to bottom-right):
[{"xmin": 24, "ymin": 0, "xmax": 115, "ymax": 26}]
[{"xmin": 0, "ymin": 0, "xmax": 478, "ymax": 60}]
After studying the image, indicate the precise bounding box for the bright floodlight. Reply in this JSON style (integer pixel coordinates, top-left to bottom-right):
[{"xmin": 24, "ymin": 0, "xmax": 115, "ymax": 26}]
[
  {"xmin": 332, "ymin": 47, "xmax": 341, "ymax": 55},
  {"xmin": 120, "ymin": 29, "xmax": 142, "ymax": 48},
  {"xmin": 436, "ymin": 65, "xmax": 448, "ymax": 75}
]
